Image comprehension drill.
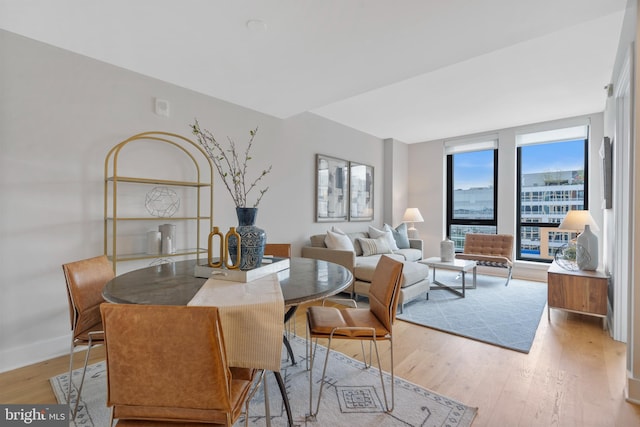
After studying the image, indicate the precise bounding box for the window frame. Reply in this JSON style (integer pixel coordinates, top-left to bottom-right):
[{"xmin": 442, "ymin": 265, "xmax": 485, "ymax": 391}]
[
  {"xmin": 515, "ymin": 138, "xmax": 589, "ymax": 262},
  {"xmin": 446, "ymin": 148, "xmax": 499, "ymax": 244}
]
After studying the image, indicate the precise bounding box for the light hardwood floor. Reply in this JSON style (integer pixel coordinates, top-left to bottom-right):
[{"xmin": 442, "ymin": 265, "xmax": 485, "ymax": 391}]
[{"xmin": 1, "ymin": 300, "xmax": 639, "ymax": 426}]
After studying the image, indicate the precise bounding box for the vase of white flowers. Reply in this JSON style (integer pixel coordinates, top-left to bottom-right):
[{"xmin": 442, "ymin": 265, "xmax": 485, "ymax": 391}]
[{"xmin": 191, "ymin": 119, "xmax": 271, "ymax": 270}]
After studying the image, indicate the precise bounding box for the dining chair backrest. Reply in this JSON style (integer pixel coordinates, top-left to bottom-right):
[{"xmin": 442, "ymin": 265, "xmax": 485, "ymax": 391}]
[
  {"xmin": 264, "ymin": 243, "xmax": 292, "ymax": 258},
  {"xmin": 63, "ymin": 255, "xmax": 114, "ymax": 338},
  {"xmin": 367, "ymin": 255, "xmax": 404, "ymax": 333},
  {"xmin": 100, "ymin": 303, "xmax": 250, "ymax": 425}
]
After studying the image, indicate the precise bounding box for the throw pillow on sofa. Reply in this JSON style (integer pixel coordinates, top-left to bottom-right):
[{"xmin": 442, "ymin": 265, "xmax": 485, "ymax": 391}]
[
  {"xmin": 384, "ymin": 223, "xmax": 410, "ymax": 249},
  {"xmin": 325, "ymin": 229, "xmax": 355, "ymax": 251},
  {"xmin": 357, "ymin": 236, "xmax": 392, "ymax": 257},
  {"xmin": 368, "ymin": 225, "xmax": 399, "ymax": 251}
]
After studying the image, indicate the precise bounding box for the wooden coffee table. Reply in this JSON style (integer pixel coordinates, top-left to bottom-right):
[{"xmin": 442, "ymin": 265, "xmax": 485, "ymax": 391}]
[{"xmin": 420, "ymin": 257, "xmax": 477, "ymax": 298}]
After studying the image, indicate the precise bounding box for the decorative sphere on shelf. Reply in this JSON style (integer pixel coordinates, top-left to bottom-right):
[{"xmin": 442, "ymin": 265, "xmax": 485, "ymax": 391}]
[{"xmin": 145, "ymin": 186, "xmax": 180, "ymax": 217}]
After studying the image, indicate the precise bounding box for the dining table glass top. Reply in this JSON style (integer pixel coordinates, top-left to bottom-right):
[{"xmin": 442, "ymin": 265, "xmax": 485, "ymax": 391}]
[{"xmin": 102, "ymin": 257, "xmax": 353, "ymax": 307}]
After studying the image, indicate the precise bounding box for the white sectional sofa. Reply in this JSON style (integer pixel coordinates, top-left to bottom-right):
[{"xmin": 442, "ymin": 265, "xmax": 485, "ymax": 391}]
[{"xmin": 301, "ymin": 225, "xmax": 430, "ymax": 312}]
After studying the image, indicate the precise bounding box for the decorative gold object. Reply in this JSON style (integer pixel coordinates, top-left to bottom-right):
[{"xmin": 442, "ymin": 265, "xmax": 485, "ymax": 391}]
[
  {"xmin": 207, "ymin": 227, "xmax": 224, "ymax": 268},
  {"xmin": 224, "ymin": 227, "xmax": 241, "ymax": 270}
]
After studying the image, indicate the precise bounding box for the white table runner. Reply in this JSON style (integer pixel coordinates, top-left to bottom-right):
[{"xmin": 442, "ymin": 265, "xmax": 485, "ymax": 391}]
[{"xmin": 187, "ymin": 273, "xmax": 285, "ymax": 372}]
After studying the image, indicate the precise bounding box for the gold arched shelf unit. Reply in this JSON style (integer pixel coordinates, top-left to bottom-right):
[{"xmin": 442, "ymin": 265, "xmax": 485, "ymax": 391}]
[{"xmin": 104, "ymin": 131, "xmax": 214, "ymax": 273}]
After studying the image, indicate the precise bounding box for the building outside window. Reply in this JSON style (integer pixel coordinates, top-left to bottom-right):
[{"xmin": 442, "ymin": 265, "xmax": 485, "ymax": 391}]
[
  {"xmin": 517, "ymin": 125, "xmax": 588, "ymax": 261},
  {"xmin": 445, "ymin": 124, "xmax": 589, "ymax": 261},
  {"xmin": 446, "ymin": 138, "xmax": 498, "ymax": 251}
]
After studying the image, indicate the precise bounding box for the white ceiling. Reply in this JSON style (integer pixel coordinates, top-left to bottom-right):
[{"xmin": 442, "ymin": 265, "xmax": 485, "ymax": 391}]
[{"xmin": 0, "ymin": 0, "xmax": 627, "ymax": 143}]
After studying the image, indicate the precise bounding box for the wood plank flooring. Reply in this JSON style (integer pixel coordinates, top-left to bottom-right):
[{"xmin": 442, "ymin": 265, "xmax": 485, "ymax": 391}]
[{"xmin": 1, "ymin": 300, "xmax": 639, "ymax": 426}]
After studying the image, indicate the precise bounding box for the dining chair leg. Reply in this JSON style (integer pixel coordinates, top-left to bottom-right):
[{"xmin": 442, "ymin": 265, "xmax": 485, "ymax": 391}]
[
  {"xmin": 371, "ymin": 337, "xmax": 394, "ymax": 412},
  {"xmin": 68, "ymin": 333, "xmax": 99, "ymax": 420},
  {"xmin": 66, "ymin": 339, "xmax": 75, "ymax": 409}
]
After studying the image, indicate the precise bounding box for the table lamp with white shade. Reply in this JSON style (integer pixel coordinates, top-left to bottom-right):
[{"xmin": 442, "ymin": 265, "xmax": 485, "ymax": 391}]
[
  {"xmin": 403, "ymin": 208, "xmax": 424, "ymax": 239},
  {"xmin": 558, "ymin": 210, "xmax": 599, "ymax": 270}
]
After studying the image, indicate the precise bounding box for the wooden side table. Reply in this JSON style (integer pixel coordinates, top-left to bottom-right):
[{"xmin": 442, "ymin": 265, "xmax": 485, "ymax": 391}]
[{"xmin": 547, "ymin": 261, "xmax": 609, "ymax": 329}]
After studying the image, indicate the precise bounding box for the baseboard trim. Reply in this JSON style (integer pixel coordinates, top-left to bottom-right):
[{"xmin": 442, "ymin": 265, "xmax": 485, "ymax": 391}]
[
  {"xmin": 626, "ymin": 372, "xmax": 640, "ymax": 405},
  {"xmin": 0, "ymin": 335, "xmax": 68, "ymax": 374}
]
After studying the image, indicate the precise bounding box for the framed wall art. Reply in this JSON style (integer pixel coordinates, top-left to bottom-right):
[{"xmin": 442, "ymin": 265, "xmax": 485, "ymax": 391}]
[
  {"xmin": 349, "ymin": 162, "xmax": 374, "ymax": 221},
  {"xmin": 316, "ymin": 154, "xmax": 349, "ymax": 222}
]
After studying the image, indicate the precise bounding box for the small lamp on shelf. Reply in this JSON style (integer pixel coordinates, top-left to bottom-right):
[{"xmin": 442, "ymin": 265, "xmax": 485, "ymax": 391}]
[
  {"xmin": 403, "ymin": 208, "xmax": 424, "ymax": 239},
  {"xmin": 558, "ymin": 210, "xmax": 599, "ymax": 270}
]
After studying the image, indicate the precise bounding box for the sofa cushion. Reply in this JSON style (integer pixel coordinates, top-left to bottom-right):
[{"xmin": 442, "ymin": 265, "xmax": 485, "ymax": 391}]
[
  {"xmin": 368, "ymin": 226, "xmax": 399, "ymax": 251},
  {"xmin": 393, "ymin": 248, "xmax": 422, "ymax": 262},
  {"xmin": 347, "ymin": 232, "xmax": 369, "ymax": 256},
  {"xmin": 310, "ymin": 234, "xmax": 327, "ymax": 247},
  {"xmin": 400, "ymin": 261, "xmax": 429, "ymax": 288},
  {"xmin": 385, "ymin": 223, "xmax": 410, "ymax": 249},
  {"xmin": 354, "ymin": 256, "xmax": 428, "ymax": 288},
  {"xmin": 357, "ymin": 237, "xmax": 392, "ymax": 257},
  {"xmin": 325, "ymin": 229, "xmax": 355, "ymax": 251}
]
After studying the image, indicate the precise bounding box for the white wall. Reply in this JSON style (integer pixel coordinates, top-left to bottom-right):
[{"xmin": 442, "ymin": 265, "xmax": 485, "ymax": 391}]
[
  {"xmin": 383, "ymin": 138, "xmax": 410, "ymax": 226},
  {"xmin": 0, "ymin": 30, "xmax": 386, "ymax": 372},
  {"xmin": 408, "ymin": 113, "xmax": 605, "ymax": 282}
]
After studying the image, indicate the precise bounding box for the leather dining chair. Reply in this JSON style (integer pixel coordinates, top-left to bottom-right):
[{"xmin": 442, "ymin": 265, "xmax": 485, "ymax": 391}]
[
  {"xmin": 100, "ymin": 303, "xmax": 264, "ymax": 426},
  {"xmin": 306, "ymin": 255, "xmax": 403, "ymax": 417},
  {"xmin": 62, "ymin": 254, "xmax": 114, "ymax": 420},
  {"xmin": 264, "ymin": 243, "xmax": 292, "ymax": 258}
]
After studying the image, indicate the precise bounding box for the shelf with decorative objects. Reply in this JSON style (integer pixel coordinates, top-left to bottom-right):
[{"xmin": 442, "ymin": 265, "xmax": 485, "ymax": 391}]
[{"xmin": 104, "ymin": 131, "xmax": 214, "ymax": 273}]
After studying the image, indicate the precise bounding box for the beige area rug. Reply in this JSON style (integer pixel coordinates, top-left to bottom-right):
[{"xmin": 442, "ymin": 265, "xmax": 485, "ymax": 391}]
[{"xmin": 51, "ymin": 335, "xmax": 477, "ymax": 426}]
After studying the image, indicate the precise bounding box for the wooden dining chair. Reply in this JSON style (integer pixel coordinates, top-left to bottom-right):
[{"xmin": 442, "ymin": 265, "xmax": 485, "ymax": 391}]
[
  {"xmin": 62, "ymin": 254, "xmax": 114, "ymax": 420},
  {"xmin": 306, "ymin": 255, "xmax": 403, "ymax": 417},
  {"xmin": 100, "ymin": 303, "xmax": 264, "ymax": 426},
  {"xmin": 264, "ymin": 243, "xmax": 292, "ymax": 258}
]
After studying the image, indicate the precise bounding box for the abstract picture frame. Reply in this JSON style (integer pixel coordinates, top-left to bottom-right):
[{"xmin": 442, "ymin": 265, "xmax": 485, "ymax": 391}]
[
  {"xmin": 316, "ymin": 154, "xmax": 349, "ymax": 222},
  {"xmin": 349, "ymin": 162, "xmax": 374, "ymax": 221}
]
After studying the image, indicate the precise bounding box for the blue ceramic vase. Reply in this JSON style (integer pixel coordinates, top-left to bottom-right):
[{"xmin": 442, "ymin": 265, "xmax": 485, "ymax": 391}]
[{"xmin": 227, "ymin": 207, "xmax": 266, "ymax": 270}]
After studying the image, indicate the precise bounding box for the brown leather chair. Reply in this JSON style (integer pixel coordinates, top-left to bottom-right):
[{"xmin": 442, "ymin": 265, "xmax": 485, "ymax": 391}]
[
  {"xmin": 264, "ymin": 243, "xmax": 292, "ymax": 258},
  {"xmin": 306, "ymin": 255, "xmax": 403, "ymax": 417},
  {"xmin": 100, "ymin": 303, "xmax": 263, "ymax": 426},
  {"xmin": 62, "ymin": 255, "xmax": 114, "ymax": 419},
  {"xmin": 456, "ymin": 233, "xmax": 514, "ymax": 286}
]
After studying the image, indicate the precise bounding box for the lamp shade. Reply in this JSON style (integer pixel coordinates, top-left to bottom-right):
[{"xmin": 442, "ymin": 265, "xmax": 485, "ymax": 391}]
[
  {"xmin": 558, "ymin": 210, "xmax": 599, "ymax": 232},
  {"xmin": 402, "ymin": 208, "xmax": 424, "ymax": 223}
]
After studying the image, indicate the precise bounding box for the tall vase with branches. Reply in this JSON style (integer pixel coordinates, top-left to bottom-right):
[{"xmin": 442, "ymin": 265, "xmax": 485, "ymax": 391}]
[{"xmin": 191, "ymin": 119, "xmax": 272, "ymax": 270}]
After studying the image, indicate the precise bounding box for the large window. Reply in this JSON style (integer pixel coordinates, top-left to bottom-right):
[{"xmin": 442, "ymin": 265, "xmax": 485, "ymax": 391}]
[
  {"xmin": 446, "ymin": 139, "xmax": 498, "ymax": 251},
  {"xmin": 516, "ymin": 125, "xmax": 589, "ymax": 261}
]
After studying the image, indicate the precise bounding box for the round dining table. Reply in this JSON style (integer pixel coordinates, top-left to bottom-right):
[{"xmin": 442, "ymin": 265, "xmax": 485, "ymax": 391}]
[
  {"xmin": 102, "ymin": 257, "xmax": 352, "ymax": 306},
  {"xmin": 102, "ymin": 257, "xmax": 353, "ymax": 427}
]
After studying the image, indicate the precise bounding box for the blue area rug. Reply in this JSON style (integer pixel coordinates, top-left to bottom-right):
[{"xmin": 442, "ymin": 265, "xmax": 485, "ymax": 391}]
[{"xmin": 397, "ymin": 271, "xmax": 547, "ymax": 353}]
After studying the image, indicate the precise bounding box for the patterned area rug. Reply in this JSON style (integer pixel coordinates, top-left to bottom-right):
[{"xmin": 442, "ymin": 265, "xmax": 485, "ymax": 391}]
[
  {"xmin": 397, "ymin": 270, "xmax": 547, "ymax": 353},
  {"xmin": 51, "ymin": 335, "xmax": 477, "ymax": 427}
]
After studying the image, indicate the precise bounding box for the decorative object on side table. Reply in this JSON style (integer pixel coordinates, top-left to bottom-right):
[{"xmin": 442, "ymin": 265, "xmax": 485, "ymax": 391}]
[
  {"xmin": 557, "ymin": 209, "xmax": 599, "ymax": 271},
  {"xmin": 440, "ymin": 237, "xmax": 455, "ymax": 262},
  {"xmin": 191, "ymin": 120, "xmax": 272, "ymax": 270}
]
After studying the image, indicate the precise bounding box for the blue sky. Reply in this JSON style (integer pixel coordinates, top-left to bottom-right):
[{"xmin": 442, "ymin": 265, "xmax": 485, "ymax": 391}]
[{"xmin": 454, "ymin": 139, "xmax": 585, "ymax": 190}]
